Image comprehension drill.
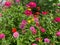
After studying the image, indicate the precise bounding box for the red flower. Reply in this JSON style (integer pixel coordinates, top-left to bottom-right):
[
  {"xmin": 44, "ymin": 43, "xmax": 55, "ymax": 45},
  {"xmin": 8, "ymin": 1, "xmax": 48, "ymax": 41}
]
[
  {"xmin": 35, "ymin": 38, "xmax": 42, "ymax": 41},
  {"xmin": 32, "ymin": 30, "xmax": 37, "ymax": 35},
  {"xmin": 42, "ymin": 11, "xmax": 48, "ymax": 15},
  {"xmin": 37, "ymin": 7, "xmax": 40, "ymax": 11},
  {"xmin": 0, "ymin": 13, "xmax": 2, "ymax": 17},
  {"xmin": 40, "ymin": 27, "xmax": 46, "ymax": 33},
  {"xmin": 36, "ymin": 22, "xmax": 40, "ymax": 27},
  {"xmin": 35, "ymin": 12, "xmax": 40, "ymax": 15},
  {"xmin": 12, "ymin": 28, "xmax": 17, "ymax": 33},
  {"xmin": 33, "ymin": 15, "xmax": 38, "ymax": 18}
]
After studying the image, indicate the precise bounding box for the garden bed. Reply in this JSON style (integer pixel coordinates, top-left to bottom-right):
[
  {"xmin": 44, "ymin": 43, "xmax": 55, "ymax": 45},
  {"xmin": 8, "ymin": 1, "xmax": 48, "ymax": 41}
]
[{"xmin": 0, "ymin": 0, "xmax": 60, "ymax": 45}]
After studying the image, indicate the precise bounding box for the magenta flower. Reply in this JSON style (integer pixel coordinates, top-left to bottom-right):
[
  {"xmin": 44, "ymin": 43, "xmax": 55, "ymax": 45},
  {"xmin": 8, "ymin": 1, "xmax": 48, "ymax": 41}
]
[
  {"xmin": 16, "ymin": 0, "xmax": 20, "ymax": 2},
  {"xmin": 32, "ymin": 43, "xmax": 37, "ymax": 45},
  {"xmin": 5, "ymin": 1, "xmax": 11, "ymax": 7},
  {"xmin": 42, "ymin": 11, "xmax": 48, "ymax": 15},
  {"xmin": 0, "ymin": 33, "xmax": 5, "ymax": 39},
  {"xmin": 24, "ymin": 10, "xmax": 32, "ymax": 16},
  {"xmin": 40, "ymin": 27, "xmax": 46, "ymax": 33},
  {"xmin": 54, "ymin": 17, "xmax": 60, "ymax": 22},
  {"xmin": 44, "ymin": 38, "xmax": 50, "ymax": 43},
  {"xmin": 27, "ymin": 2, "xmax": 36, "ymax": 8},
  {"xmin": 20, "ymin": 24, "xmax": 25, "ymax": 29},
  {"xmin": 20, "ymin": 20, "xmax": 27, "ymax": 29},
  {"xmin": 13, "ymin": 32, "xmax": 19, "ymax": 38},
  {"xmin": 21, "ymin": 20, "xmax": 27, "ymax": 25},
  {"xmin": 56, "ymin": 31, "xmax": 60, "ymax": 36}
]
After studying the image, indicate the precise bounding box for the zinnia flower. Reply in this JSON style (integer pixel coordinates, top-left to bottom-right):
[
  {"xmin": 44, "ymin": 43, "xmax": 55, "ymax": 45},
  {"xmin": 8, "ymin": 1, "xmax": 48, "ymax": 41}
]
[
  {"xmin": 35, "ymin": 38, "xmax": 42, "ymax": 41},
  {"xmin": 20, "ymin": 24, "xmax": 25, "ymax": 29},
  {"xmin": 13, "ymin": 32, "xmax": 19, "ymax": 38},
  {"xmin": 0, "ymin": 13, "xmax": 2, "ymax": 17},
  {"xmin": 21, "ymin": 20, "xmax": 27, "ymax": 25},
  {"xmin": 30, "ymin": 26, "xmax": 37, "ymax": 34},
  {"xmin": 12, "ymin": 28, "xmax": 17, "ymax": 33},
  {"xmin": 35, "ymin": 12, "xmax": 40, "ymax": 15},
  {"xmin": 34, "ymin": 17, "xmax": 39, "ymax": 22},
  {"xmin": 0, "ymin": 33, "xmax": 5, "ymax": 39},
  {"xmin": 42, "ymin": 11, "xmax": 48, "ymax": 15},
  {"xmin": 44, "ymin": 38, "xmax": 50, "ymax": 43},
  {"xmin": 32, "ymin": 29, "xmax": 37, "ymax": 35},
  {"xmin": 5, "ymin": 1, "xmax": 11, "ymax": 7},
  {"xmin": 40, "ymin": 27, "xmax": 46, "ymax": 33},
  {"xmin": 24, "ymin": 10, "xmax": 32, "ymax": 16},
  {"xmin": 30, "ymin": 26, "xmax": 35, "ymax": 31},
  {"xmin": 56, "ymin": 31, "xmax": 60, "ymax": 36},
  {"xmin": 36, "ymin": 22, "xmax": 40, "ymax": 27},
  {"xmin": 57, "ymin": 3, "xmax": 60, "ymax": 6},
  {"xmin": 16, "ymin": 0, "xmax": 20, "ymax": 2},
  {"xmin": 27, "ymin": 2, "xmax": 36, "ymax": 8},
  {"xmin": 32, "ymin": 43, "xmax": 37, "ymax": 45},
  {"xmin": 54, "ymin": 17, "xmax": 60, "ymax": 22},
  {"xmin": 37, "ymin": 7, "xmax": 40, "ymax": 11}
]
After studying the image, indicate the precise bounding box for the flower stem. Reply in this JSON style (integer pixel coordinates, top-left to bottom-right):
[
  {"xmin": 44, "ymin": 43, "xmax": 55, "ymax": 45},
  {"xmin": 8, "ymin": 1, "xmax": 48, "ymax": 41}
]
[{"xmin": 2, "ymin": 38, "xmax": 7, "ymax": 45}]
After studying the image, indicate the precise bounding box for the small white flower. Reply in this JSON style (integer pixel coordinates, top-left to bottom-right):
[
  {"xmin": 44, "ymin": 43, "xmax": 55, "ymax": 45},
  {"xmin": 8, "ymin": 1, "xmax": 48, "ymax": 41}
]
[{"xmin": 0, "ymin": 0, "xmax": 6, "ymax": 6}]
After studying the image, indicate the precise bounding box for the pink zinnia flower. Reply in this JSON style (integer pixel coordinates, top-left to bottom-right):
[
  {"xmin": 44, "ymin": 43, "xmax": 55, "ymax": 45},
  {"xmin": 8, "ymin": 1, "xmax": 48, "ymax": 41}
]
[
  {"xmin": 24, "ymin": 10, "xmax": 32, "ymax": 16},
  {"xmin": 56, "ymin": 31, "xmax": 60, "ymax": 36},
  {"xmin": 13, "ymin": 32, "xmax": 19, "ymax": 38},
  {"xmin": 16, "ymin": 0, "xmax": 20, "ymax": 2},
  {"xmin": 0, "ymin": 13, "xmax": 2, "ymax": 17},
  {"xmin": 0, "ymin": 33, "xmax": 5, "ymax": 39},
  {"xmin": 34, "ymin": 17, "xmax": 39, "ymax": 22},
  {"xmin": 54, "ymin": 17, "xmax": 60, "ymax": 22},
  {"xmin": 30, "ymin": 26, "xmax": 35, "ymax": 31},
  {"xmin": 26, "ymin": 4, "xmax": 30, "ymax": 7},
  {"xmin": 5, "ymin": 1, "xmax": 11, "ymax": 7},
  {"xmin": 42, "ymin": 11, "xmax": 48, "ymax": 15},
  {"xmin": 28, "ymin": 2, "xmax": 36, "ymax": 8},
  {"xmin": 40, "ymin": 27, "xmax": 46, "ymax": 33},
  {"xmin": 21, "ymin": 20, "xmax": 27, "ymax": 25},
  {"xmin": 57, "ymin": 3, "xmax": 60, "ymax": 6},
  {"xmin": 32, "ymin": 43, "xmax": 37, "ymax": 45},
  {"xmin": 30, "ymin": 26, "xmax": 37, "ymax": 34},
  {"xmin": 44, "ymin": 38, "xmax": 50, "ymax": 43}
]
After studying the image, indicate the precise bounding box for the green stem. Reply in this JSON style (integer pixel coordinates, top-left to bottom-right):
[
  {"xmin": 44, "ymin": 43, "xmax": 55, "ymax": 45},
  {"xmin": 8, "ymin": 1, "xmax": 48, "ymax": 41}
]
[
  {"xmin": 17, "ymin": 37, "xmax": 20, "ymax": 45},
  {"xmin": 45, "ymin": 43, "xmax": 47, "ymax": 45},
  {"xmin": 2, "ymin": 38, "xmax": 7, "ymax": 45}
]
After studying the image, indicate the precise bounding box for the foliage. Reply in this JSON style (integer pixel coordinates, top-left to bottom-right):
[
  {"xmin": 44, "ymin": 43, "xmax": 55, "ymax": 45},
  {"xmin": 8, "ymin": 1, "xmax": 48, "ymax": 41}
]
[{"xmin": 0, "ymin": 0, "xmax": 60, "ymax": 45}]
